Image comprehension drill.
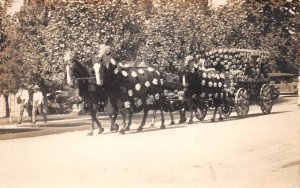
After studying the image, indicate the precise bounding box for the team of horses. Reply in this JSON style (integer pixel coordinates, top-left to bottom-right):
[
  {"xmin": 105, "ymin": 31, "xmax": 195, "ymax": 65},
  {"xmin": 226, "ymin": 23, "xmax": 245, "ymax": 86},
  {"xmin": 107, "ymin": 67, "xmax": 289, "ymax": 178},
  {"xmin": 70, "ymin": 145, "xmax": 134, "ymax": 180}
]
[{"xmin": 66, "ymin": 50, "xmax": 225, "ymax": 136}]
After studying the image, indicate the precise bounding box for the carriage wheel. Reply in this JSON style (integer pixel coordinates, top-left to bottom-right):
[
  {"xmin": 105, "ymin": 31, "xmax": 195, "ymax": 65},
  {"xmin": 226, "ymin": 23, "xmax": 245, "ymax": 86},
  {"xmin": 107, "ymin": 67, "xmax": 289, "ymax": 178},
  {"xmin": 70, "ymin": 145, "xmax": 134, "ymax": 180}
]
[
  {"xmin": 234, "ymin": 88, "xmax": 249, "ymax": 118},
  {"xmin": 259, "ymin": 84, "xmax": 273, "ymax": 114},
  {"xmin": 221, "ymin": 102, "xmax": 232, "ymax": 117}
]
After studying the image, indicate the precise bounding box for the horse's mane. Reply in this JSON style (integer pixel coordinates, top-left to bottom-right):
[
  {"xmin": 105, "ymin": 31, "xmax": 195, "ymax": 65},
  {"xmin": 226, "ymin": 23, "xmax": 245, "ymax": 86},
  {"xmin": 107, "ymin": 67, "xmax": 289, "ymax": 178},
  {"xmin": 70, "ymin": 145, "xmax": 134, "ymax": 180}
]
[{"xmin": 72, "ymin": 58, "xmax": 92, "ymax": 78}]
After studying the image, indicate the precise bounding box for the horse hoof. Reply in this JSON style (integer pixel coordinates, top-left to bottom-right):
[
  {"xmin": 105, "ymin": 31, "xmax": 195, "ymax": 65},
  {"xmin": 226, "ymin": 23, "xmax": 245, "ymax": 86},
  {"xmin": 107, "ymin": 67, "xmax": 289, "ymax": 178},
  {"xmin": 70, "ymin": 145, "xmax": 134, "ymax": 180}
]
[
  {"xmin": 150, "ymin": 123, "xmax": 155, "ymax": 127},
  {"xmin": 125, "ymin": 127, "xmax": 130, "ymax": 131},
  {"xmin": 211, "ymin": 119, "xmax": 215, "ymax": 122},
  {"xmin": 170, "ymin": 121, "xmax": 175, "ymax": 126},
  {"xmin": 87, "ymin": 132, "xmax": 93, "ymax": 136},
  {"xmin": 98, "ymin": 128, "xmax": 104, "ymax": 134},
  {"xmin": 219, "ymin": 117, "xmax": 224, "ymax": 121},
  {"xmin": 137, "ymin": 127, "xmax": 143, "ymax": 132},
  {"xmin": 178, "ymin": 118, "xmax": 187, "ymax": 124},
  {"xmin": 110, "ymin": 126, "xmax": 115, "ymax": 132},
  {"xmin": 160, "ymin": 125, "xmax": 165, "ymax": 129},
  {"xmin": 188, "ymin": 120, "xmax": 193, "ymax": 124},
  {"xmin": 119, "ymin": 129, "xmax": 126, "ymax": 134}
]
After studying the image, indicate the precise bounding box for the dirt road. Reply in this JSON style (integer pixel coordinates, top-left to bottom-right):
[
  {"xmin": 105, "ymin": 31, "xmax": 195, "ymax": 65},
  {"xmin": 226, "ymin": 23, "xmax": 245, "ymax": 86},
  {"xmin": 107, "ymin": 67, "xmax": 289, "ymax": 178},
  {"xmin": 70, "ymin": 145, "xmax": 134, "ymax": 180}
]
[{"xmin": 0, "ymin": 97, "xmax": 299, "ymax": 188}]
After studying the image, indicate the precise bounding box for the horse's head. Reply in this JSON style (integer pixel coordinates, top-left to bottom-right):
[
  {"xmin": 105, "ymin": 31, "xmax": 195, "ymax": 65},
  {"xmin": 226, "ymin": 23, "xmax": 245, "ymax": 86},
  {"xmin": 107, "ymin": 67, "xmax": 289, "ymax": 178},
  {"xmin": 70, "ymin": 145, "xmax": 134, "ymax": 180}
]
[
  {"xmin": 93, "ymin": 62, "xmax": 105, "ymax": 86},
  {"xmin": 93, "ymin": 51, "xmax": 118, "ymax": 86},
  {"xmin": 66, "ymin": 52, "xmax": 91, "ymax": 86}
]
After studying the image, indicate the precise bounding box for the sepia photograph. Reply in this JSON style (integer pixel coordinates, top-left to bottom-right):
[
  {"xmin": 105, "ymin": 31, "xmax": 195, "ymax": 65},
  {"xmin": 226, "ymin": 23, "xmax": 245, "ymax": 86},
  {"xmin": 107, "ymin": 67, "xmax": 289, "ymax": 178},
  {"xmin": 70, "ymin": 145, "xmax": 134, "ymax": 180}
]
[{"xmin": 0, "ymin": 0, "xmax": 299, "ymax": 187}]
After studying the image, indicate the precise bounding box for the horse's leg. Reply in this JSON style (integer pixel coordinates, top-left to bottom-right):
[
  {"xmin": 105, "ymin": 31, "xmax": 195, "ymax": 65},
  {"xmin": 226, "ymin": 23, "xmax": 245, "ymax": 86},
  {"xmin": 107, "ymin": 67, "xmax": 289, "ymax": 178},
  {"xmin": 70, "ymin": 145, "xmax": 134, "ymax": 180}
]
[
  {"xmin": 196, "ymin": 107, "xmax": 204, "ymax": 121},
  {"xmin": 87, "ymin": 111, "xmax": 95, "ymax": 136},
  {"xmin": 188, "ymin": 102, "xmax": 194, "ymax": 124},
  {"xmin": 92, "ymin": 104, "xmax": 104, "ymax": 134},
  {"xmin": 150, "ymin": 110, "xmax": 156, "ymax": 127},
  {"xmin": 168, "ymin": 102, "xmax": 175, "ymax": 125},
  {"xmin": 178, "ymin": 102, "xmax": 187, "ymax": 124},
  {"xmin": 159, "ymin": 106, "xmax": 165, "ymax": 129},
  {"xmin": 218, "ymin": 104, "xmax": 223, "ymax": 121},
  {"xmin": 119, "ymin": 107, "xmax": 127, "ymax": 134},
  {"xmin": 126, "ymin": 108, "xmax": 133, "ymax": 131},
  {"xmin": 169, "ymin": 111, "xmax": 175, "ymax": 125},
  {"xmin": 211, "ymin": 103, "xmax": 217, "ymax": 122},
  {"xmin": 137, "ymin": 108, "xmax": 149, "ymax": 132},
  {"xmin": 109, "ymin": 108, "xmax": 119, "ymax": 132}
]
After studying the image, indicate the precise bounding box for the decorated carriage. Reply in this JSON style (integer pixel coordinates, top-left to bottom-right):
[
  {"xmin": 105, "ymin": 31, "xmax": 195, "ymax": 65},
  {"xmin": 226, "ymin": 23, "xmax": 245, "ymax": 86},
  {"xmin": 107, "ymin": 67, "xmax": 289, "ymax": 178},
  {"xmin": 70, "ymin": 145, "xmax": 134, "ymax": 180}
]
[
  {"xmin": 66, "ymin": 45, "xmax": 278, "ymax": 135},
  {"xmin": 199, "ymin": 48, "xmax": 276, "ymax": 119}
]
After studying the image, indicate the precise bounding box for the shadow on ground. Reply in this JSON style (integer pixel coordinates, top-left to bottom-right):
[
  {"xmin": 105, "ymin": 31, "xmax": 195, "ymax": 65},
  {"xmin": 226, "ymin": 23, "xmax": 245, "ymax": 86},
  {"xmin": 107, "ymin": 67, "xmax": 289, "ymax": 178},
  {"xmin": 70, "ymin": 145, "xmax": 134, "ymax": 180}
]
[{"xmin": 0, "ymin": 128, "xmax": 42, "ymax": 135}]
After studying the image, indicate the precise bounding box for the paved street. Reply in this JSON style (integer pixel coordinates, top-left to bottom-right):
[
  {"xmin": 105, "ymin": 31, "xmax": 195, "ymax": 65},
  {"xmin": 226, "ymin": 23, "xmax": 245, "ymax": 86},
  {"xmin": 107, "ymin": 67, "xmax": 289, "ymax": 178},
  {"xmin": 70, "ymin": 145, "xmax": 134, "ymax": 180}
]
[{"xmin": 0, "ymin": 96, "xmax": 299, "ymax": 188}]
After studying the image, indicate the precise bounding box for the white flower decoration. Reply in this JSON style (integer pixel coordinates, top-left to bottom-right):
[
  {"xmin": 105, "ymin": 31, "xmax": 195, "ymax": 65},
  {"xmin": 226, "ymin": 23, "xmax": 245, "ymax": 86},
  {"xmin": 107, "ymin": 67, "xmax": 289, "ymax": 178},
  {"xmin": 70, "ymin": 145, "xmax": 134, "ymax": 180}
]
[
  {"xmin": 218, "ymin": 82, "xmax": 222, "ymax": 87},
  {"xmin": 128, "ymin": 90, "xmax": 133, "ymax": 96},
  {"xmin": 131, "ymin": 71, "xmax": 137, "ymax": 78},
  {"xmin": 213, "ymin": 82, "xmax": 218, "ymax": 87},
  {"xmin": 178, "ymin": 91, "xmax": 184, "ymax": 96},
  {"xmin": 138, "ymin": 69, "xmax": 145, "ymax": 74},
  {"xmin": 122, "ymin": 71, "xmax": 128, "ymax": 77},
  {"xmin": 124, "ymin": 101, "xmax": 131, "ymax": 108},
  {"xmin": 163, "ymin": 90, "xmax": 168, "ymax": 96},
  {"xmin": 145, "ymin": 81, "xmax": 151, "ymax": 87},
  {"xmin": 147, "ymin": 67, "xmax": 154, "ymax": 72},
  {"xmin": 155, "ymin": 93, "xmax": 160, "ymax": 100},
  {"xmin": 201, "ymin": 80, "xmax": 206, "ymax": 86},
  {"xmin": 136, "ymin": 98, "xmax": 142, "ymax": 106},
  {"xmin": 114, "ymin": 68, "xmax": 119, "ymax": 74},
  {"xmin": 111, "ymin": 59, "xmax": 116, "ymax": 65},
  {"xmin": 152, "ymin": 79, "xmax": 158, "ymax": 85},
  {"xmin": 135, "ymin": 84, "xmax": 141, "ymax": 91}
]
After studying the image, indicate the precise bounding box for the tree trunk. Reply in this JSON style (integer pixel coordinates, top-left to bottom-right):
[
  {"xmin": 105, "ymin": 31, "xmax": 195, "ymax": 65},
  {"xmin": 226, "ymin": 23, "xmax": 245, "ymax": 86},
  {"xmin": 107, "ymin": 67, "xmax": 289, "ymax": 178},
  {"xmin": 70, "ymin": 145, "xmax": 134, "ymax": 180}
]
[
  {"xmin": 4, "ymin": 94, "xmax": 10, "ymax": 117},
  {"xmin": 43, "ymin": 94, "xmax": 49, "ymax": 113}
]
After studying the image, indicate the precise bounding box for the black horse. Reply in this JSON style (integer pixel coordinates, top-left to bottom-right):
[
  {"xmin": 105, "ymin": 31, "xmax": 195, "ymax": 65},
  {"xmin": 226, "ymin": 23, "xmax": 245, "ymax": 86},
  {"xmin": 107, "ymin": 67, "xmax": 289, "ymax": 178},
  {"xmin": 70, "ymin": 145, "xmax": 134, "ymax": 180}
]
[
  {"xmin": 66, "ymin": 57, "xmax": 120, "ymax": 135},
  {"xmin": 93, "ymin": 60, "xmax": 170, "ymax": 134}
]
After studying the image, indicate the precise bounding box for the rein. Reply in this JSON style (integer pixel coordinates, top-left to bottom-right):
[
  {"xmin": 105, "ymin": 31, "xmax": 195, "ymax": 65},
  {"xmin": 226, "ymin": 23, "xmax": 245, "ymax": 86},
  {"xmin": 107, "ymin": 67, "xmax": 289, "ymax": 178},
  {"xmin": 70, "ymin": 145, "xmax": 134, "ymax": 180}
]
[
  {"xmin": 74, "ymin": 77, "xmax": 96, "ymax": 80},
  {"xmin": 120, "ymin": 64, "xmax": 185, "ymax": 69}
]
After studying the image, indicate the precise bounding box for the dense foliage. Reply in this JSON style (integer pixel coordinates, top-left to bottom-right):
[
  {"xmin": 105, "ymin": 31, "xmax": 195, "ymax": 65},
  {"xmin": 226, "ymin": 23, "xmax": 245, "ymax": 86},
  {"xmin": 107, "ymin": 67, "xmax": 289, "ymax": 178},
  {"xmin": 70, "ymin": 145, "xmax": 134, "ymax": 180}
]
[{"xmin": 0, "ymin": 0, "xmax": 299, "ymax": 96}]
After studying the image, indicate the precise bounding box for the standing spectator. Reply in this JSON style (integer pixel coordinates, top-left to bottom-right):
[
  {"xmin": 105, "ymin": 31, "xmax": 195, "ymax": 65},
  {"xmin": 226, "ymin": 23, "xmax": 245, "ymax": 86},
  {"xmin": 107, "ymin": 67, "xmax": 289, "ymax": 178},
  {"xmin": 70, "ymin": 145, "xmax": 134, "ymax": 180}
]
[
  {"xmin": 298, "ymin": 75, "xmax": 300, "ymax": 106},
  {"xmin": 16, "ymin": 84, "xmax": 30, "ymax": 124},
  {"xmin": 32, "ymin": 85, "xmax": 47, "ymax": 125}
]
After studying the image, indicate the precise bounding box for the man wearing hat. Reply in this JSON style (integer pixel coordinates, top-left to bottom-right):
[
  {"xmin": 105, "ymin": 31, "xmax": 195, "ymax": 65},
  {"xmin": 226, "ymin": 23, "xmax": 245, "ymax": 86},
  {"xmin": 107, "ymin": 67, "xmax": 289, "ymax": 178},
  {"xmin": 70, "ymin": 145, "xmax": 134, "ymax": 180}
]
[
  {"xmin": 32, "ymin": 85, "xmax": 47, "ymax": 125},
  {"xmin": 16, "ymin": 84, "xmax": 30, "ymax": 124}
]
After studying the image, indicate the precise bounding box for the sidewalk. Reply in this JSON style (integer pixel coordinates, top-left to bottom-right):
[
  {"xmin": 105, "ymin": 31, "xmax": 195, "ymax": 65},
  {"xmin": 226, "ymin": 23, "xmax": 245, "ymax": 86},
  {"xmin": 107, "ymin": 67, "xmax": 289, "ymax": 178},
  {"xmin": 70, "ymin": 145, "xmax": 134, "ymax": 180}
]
[{"xmin": 0, "ymin": 113, "xmax": 90, "ymax": 126}]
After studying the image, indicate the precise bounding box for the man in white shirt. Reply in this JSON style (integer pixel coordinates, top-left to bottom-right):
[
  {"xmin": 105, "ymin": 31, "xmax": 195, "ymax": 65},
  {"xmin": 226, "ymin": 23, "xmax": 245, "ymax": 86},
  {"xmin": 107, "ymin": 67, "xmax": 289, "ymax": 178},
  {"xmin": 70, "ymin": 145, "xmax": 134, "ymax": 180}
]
[
  {"xmin": 16, "ymin": 85, "xmax": 30, "ymax": 124},
  {"xmin": 32, "ymin": 85, "xmax": 47, "ymax": 125}
]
